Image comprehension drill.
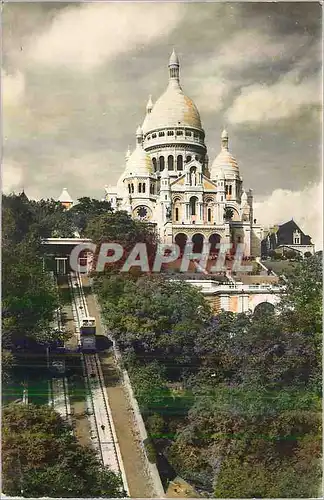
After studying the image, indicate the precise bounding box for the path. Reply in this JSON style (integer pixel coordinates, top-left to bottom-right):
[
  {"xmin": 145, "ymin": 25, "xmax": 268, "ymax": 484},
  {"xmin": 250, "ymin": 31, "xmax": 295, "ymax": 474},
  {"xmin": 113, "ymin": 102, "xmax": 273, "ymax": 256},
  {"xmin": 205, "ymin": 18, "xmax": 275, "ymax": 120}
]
[{"xmin": 82, "ymin": 276, "xmax": 155, "ymax": 498}]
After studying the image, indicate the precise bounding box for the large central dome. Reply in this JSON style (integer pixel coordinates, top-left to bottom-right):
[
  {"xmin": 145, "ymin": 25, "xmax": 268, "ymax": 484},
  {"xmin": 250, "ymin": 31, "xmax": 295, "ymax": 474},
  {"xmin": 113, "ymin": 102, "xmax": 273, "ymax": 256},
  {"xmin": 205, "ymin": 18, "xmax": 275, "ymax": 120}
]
[{"xmin": 142, "ymin": 51, "xmax": 203, "ymax": 134}]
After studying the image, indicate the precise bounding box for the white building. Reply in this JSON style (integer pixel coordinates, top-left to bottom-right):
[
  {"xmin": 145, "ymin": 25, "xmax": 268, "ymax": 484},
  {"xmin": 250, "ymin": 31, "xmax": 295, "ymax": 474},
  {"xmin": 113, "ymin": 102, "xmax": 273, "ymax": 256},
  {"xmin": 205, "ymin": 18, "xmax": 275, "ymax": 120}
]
[{"xmin": 105, "ymin": 50, "xmax": 263, "ymax": 256}]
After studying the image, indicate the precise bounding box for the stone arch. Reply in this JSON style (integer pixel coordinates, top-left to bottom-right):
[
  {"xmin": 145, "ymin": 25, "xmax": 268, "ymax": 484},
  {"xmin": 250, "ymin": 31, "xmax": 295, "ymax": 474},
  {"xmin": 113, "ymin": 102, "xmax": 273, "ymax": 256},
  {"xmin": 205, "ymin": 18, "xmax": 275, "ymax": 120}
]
[
  {"xmin": 205, "ymin": 196, "xmax": 214, "ymax": 223},
  {"xmin": 189, "ymin": 196, "xmax": 198, "ymax": 216},
  {"xmin": 253, "ymin": 301, "xmax": 275, "ymax": 316},
  {"xmin": 192, "ymin": 233, "xmax": 204, "ymax": 253},
  {"xmin": 159, "ymin": 156, "xmax": 165, "ymax": 171},
  {"xmin": 225, "ymin": 204, "xmax": 240, "ymax": 221},
  {"xmin": 209, "ymin": 233, "xmax": 221, "ymax": 253},
  {"xmin": 175, "ymin": 233, "xmax": 188, "ymax": 253},
  {"xmin": 173, "ymin": 197, "xmax": 182, "ymax": 223},
  {"xmin": 250, "ymin": 295, "xmax": 280, "ymax": 313},
  {"xmin": 168, "ymin": 155, "xmax": 174, "ymax": 171}
]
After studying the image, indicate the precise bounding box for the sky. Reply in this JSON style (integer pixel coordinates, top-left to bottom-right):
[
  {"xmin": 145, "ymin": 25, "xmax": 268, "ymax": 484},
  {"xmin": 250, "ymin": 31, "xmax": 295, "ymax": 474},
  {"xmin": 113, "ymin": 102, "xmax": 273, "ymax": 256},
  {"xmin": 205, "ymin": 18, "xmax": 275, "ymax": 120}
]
[{"xmin": 2, "ymin": 2, "xmax": 322, "ymax": 248}]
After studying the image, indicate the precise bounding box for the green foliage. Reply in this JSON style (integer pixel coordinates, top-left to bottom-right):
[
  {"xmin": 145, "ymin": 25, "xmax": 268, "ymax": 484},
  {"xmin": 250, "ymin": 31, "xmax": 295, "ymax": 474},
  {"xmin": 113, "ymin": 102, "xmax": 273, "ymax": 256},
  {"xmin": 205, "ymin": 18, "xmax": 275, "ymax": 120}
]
[
  {"xmin": 69, "ymin": 196, "xmax": 112, "ymax": 234},
  {"xmin": 2, "ymin": 242, "xmax": 59, "ymax": 347},
  {"xmin": 99, "ymin": 274, "xmax": 212, "ymax": 377},
  {"xmin": 223, "ymin": 207, "xmax": 234, "ymax": 221},
  {"xmin": 2, "ymin": 404, "xmax": 124, "ymax": 497},
  {"xmin": 167, "ymin": 256, "xmax": 322, "ymax": 495},
  {"xmin": 146, "ymin": 413, "xmax": 166, "ymax": 438},
  {"xmin": 143, "ymin": 437, "xmax": 157, "ymax": 463},
  {"xmin": 128, "ymin": 362, "xmax": 171, "ymax": 413}
]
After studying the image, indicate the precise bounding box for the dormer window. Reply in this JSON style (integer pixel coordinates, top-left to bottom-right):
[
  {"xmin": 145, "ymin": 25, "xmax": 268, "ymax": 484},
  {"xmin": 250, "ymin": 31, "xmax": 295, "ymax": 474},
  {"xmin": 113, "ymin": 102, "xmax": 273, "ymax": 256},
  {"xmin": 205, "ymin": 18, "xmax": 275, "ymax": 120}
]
[{"xmin": 293, "ymin": 230, "xmax": 301, "ymax": 245}]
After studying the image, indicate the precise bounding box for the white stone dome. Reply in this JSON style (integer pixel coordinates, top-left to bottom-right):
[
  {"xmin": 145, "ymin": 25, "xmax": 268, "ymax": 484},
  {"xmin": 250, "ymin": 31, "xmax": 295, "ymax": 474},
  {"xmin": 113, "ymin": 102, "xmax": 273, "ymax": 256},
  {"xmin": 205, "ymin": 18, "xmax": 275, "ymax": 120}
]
[
  {"xmin": 210, "ymin": 129, "xmax": 239, "ymax": 180},
  {"xmin": 142, "ymin": 52, "xmax": 202, "ymax": 134},
  {"xmin": 125, "ymin": 141, "xmax": 153, "ymax": 177},
  {"xmin": 143, "ymin": 81, "xmax": 202, "ymax": 133}
]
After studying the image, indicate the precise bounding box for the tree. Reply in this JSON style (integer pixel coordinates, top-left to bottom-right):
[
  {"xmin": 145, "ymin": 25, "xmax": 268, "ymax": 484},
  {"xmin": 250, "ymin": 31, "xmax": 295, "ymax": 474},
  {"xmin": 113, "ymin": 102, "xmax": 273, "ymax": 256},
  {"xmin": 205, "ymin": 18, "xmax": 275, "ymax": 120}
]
[
  {"xmin": 2, "ymin": 242, "xmax": 59, "ymax": 348},
  {"xmin": 85, "ymin": 210, "xmax": 158, "ymax": 275},
  {"xmin": 223, "ymin": 207, "xmax": 234, "ymax": 221},
  {"xmin": 2, "ymin": 403, "xmax": 125, "ymax": 498},
  {"xmin": 70, "ymin": 196, "xmax": 113, "ymax": 234},
  {"xmin": 167, "ymin": 257, "xmax": 322, "ymax": 496},
  {"xmin": 99, "ymin": 274, "xmax": 212, "ymax": 378}
]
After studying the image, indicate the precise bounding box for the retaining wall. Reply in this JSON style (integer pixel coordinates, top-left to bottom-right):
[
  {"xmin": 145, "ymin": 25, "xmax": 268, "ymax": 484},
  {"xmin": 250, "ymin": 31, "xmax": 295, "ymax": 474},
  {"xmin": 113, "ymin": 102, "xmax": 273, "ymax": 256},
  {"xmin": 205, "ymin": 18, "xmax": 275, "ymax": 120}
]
[{"xmin": 90, "ymin": 280, "xmax": 165, "ymax": 498}]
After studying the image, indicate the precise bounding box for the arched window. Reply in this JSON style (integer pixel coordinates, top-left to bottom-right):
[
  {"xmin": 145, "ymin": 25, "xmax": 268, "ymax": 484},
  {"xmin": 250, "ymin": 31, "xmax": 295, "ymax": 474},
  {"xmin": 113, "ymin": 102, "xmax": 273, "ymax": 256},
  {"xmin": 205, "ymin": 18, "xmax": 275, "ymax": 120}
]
[
  {"xmin": 189, "ymin": 196, "xmax": 197, "ymax": 216},
  {"xmin": 186, "ymin": 155, "xmax": 192, "ymax": 162},
  {"xmin": 175, "ymin": 207, "xmax": 179, "ymax": 221},
  {"xmin": 207, "ymin": 208, "xmax": 212, "ymax": 222},
  {"xmin": 131, "ymin": 183, "xmax": 134, "ymax": 193},
  {"xmin": 159, "ymin": 156, "xmax": 165, "ymax": 171},
  {"xmin": 168, "ymin": 155, "xmax": 174, "ymax": 171},
  {"xmin": 177, "ymin": 155, "xmax": 183, "ymax": 171},
  {"xmin": 159, "ymin": 131, "xmax": 165, "ymax": 137},
  {"xmin": 229, "ymin": 185, "xmax": 232, "ymax": 195},
  {"xmin": 138, "ymin": 183, "xmax": 142, "ymax": 193},
  {"xmin": 142, "ymin": 183, "xmax": 146, "ymax": 193},
  {"xmin": 128, "ymin": 184, "xmax": 131, "ymax": 194},
  {"xmin": 225, "ymin": 185, "xmax": 229, "ymax": 195},
  {"xmin": 152, "ymin": 158, "xmax": 157, "ymax": 171}
]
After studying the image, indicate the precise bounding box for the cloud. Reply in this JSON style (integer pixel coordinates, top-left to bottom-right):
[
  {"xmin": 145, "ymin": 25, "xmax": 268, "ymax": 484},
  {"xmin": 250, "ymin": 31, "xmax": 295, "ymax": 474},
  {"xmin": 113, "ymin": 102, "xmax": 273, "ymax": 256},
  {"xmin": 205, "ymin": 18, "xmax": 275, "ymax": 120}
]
[
  {"xmin": 214, "ymin": 30, "xmax": 310, "ymax": 72},
  {"xmin": 225, "ymin": 67, "xmax": 321, "ymax": 125},
  {"xmin": 187, "ymin": 29, "xmax": 314, "ymax": 115},
  {"xmin": 1, "ymin": 70, "xmax": 25, "ymax": 108},
  {"xmin": 2, "ymin": 161, "xmax": 24, "ymax": 194},
  {"xmin": 26, "ymin": 3, "xmax": 184, "ymax": 71},
  {"xmin": 254, "ymin": 181, "xmax": 323, "ymax": 250}
]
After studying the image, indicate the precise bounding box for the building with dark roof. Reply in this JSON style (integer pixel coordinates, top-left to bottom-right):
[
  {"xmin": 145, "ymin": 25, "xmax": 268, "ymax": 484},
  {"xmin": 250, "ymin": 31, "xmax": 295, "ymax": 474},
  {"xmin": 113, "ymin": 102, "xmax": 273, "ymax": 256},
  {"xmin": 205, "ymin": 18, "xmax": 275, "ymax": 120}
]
[{"xmin": 261, "ymin": 219, "xmax": 315, "ymax": 257}]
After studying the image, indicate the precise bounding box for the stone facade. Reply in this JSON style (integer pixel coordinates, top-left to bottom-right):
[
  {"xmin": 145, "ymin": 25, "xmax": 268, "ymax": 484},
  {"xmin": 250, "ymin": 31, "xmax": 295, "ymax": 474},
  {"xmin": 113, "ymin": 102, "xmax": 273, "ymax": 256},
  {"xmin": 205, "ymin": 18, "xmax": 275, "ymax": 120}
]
[{"xmin": 104, "ymin": 51, "xmax": 263, "ymax": 257}]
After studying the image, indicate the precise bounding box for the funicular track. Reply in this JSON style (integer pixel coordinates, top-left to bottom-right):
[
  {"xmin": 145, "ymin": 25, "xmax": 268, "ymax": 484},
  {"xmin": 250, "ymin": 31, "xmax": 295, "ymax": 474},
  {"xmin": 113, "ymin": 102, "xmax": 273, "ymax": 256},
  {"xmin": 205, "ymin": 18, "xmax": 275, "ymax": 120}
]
[
  {"xmin": 48, "ymin": 272, "xmax": 72, "ymax": 426},
  {"xmin": 68, "ymin": 271, "xmax": 128, "ymax": 494}
]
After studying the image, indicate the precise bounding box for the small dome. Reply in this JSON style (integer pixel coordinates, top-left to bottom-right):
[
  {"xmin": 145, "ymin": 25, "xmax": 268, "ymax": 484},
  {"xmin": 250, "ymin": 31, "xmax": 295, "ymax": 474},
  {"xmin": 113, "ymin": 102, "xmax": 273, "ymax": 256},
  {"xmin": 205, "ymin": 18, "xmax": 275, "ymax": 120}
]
[
  {"xmin": 211, "ymin": 149, "xmax": 238, "ymax": 174},
  {"xmin": 58, "ymin": 188, "xmax": 73, "ymax": 203},
  {"xmin": 210, "ymin": 130, "xmax": 239, "ymax": 180},
  {"xmin": 125, "ymin": 142, "xmax": 153, "ymax": 177},
  {"xmin": 241, "ymin": 190, "xmax": 248, "ymax": 203}
]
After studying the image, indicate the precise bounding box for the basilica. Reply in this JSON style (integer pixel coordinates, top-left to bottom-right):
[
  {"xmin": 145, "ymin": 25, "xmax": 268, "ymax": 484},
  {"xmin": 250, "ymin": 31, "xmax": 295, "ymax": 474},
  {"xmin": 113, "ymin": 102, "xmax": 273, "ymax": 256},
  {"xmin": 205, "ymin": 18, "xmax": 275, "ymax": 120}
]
[{"xmin": 104, "ymin": 51, "xmax": 263, "ymax": 256}]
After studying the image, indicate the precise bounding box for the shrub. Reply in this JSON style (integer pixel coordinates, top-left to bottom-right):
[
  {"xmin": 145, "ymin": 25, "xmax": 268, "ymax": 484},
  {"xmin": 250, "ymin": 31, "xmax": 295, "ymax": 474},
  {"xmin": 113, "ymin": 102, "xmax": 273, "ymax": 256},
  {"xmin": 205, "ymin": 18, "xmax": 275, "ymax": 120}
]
[{"xmin": 143, "ymin": 437, "xmax": 157, "ymax": 463}]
